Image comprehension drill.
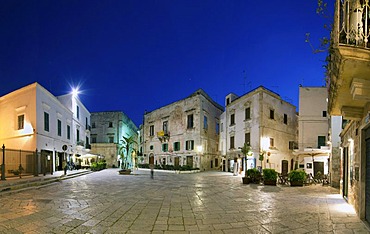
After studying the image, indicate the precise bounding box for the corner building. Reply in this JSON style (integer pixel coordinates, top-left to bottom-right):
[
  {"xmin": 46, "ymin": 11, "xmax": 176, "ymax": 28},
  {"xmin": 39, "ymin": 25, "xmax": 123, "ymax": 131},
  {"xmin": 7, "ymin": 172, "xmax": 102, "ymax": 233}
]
[
  {"xmin": 327, "ymin": 0, "xmax": 370, "ymax": 224},
  {"xmin": 220, "ymin": 86, "xmax": 298, "ymax": 175},
  {"xmin": 142, "ymin": 89, "xmax": 223, "ymax": 171}
]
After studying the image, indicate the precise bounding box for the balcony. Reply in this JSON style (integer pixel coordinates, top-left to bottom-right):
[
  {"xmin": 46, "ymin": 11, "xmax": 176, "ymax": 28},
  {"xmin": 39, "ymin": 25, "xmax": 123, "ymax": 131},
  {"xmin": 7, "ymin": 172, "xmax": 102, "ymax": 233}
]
[{"xmin": 328, "ymin": 0, "xmax": 370, "ymax": 119}]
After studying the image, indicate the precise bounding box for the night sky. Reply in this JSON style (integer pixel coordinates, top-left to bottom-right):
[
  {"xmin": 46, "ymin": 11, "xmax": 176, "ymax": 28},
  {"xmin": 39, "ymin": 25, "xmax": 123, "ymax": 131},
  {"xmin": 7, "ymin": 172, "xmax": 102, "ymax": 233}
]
[{"xmin": 0, "ymin": 0, "xmax": 333, "ymax": 126}]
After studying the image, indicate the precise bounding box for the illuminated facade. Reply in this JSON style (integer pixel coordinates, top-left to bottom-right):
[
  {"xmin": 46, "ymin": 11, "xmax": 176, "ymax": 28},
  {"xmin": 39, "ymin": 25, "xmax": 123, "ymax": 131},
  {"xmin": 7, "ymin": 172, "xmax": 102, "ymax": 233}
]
[
  {"xmin": 294, "ymin": 87, "xmax": 330, "ymax": 176},
  {"xmin": 219, "ymin": 86, "xmax": 298, "ymax": 175},
  {"xmin": 90, "ymin": 111, "xmax": 138, "ymax": 168},
  {"xmin": 327, "ymin": 0, "xmax": 370, "ymax": 223},
  {"xmin": 0, "ymin": 82, "xmax": 91, "ymax": 172},
  {"xmin": 142, "ymin": 89, "xmax": 223, "ymax": 171}
]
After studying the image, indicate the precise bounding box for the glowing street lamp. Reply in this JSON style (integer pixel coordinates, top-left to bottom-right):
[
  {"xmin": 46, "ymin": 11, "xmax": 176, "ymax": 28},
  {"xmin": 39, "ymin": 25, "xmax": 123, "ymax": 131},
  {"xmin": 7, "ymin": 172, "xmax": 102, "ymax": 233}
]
[{"xmin": 72, "ymin": 87, "xmax": 80, "ymax": 97}]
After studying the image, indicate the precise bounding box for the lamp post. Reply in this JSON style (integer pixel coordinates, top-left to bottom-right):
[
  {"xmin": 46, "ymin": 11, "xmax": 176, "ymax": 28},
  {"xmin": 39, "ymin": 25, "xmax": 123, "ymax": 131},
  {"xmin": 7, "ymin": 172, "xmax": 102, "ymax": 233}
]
[{"xmin": 1, "ymin": 144, "xmax": 5, "ymax": 180}]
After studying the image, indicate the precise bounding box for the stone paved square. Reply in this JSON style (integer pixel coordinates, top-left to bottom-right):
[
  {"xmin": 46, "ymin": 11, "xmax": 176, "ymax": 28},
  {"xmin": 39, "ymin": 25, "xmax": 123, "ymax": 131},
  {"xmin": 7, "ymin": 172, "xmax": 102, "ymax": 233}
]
[{"xmin": 0, "ymin": 169, "xmax": 369, "ymax": 233}]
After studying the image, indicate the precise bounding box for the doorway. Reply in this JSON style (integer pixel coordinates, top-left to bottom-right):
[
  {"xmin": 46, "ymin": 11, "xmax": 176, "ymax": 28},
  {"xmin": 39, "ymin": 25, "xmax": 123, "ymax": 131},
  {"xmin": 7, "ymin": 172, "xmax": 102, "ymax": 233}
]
[
  {"xmin": 343, "ymin": 147, "xmax": 349, "ymax": 199},
  {"xmin": 314, "ymin": 161, "xmax": 324, "ymax": 176},
  {"xmin": 365, "ymin": 128, "xmax": 370, "ymax": 223},
  {"xmin": 281, "ymin": 160, "xmax": 288, "ymax": 175},
  {"xmin": 174, "ymin": 157, "xmax": 179, "ymax": 167}
]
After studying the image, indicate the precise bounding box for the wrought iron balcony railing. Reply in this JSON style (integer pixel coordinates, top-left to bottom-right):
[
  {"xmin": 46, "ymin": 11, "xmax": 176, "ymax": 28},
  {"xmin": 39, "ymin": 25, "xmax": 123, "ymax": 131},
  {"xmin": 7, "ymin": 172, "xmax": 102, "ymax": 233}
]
[{"xmin": 334, "ymin": 0, "xmax": 370, "ymax": 48}]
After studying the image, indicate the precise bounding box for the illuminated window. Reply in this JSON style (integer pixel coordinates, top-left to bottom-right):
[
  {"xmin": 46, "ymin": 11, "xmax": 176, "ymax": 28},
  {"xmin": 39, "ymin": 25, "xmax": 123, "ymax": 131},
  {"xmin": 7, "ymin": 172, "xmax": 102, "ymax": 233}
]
[
  {"xmin": 18, "ymin": 114, "xmax": 24, "ymax": 130},
  {"xmin": 163, "ymin": 121, "xmax": 168, "ymax": 133},
  {"xmin": 186, "ymin": 140, "xmax": 194, "ymax": 150}
]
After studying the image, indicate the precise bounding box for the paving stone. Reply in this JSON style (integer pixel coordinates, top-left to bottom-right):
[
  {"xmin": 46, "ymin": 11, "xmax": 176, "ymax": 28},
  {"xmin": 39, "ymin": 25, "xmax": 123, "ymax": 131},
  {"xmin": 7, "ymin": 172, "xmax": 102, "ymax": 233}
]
[{"xmin": 0, "ymin": 169, "xmax": 368, "ymax": 233}]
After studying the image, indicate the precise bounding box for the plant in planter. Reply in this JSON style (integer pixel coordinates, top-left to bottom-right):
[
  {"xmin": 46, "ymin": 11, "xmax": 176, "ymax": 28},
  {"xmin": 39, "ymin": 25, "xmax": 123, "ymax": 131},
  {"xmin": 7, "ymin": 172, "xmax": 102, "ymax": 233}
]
[
  {"xmin": 246, "ymin": 168, "xmax": 261, "ymax": 184},
  {"xmin": 288, "ymin": 170, "xmax": 307, "ymax": 187},
  {"xmin": 262, "ymin": 168, "xmax": 278, "ymax": 186}
]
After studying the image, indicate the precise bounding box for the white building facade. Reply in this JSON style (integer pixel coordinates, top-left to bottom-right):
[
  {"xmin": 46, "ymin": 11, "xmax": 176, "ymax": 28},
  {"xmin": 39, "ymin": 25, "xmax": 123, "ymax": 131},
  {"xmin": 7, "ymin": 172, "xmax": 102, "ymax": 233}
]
[
  {"xmin": 142, "ymin": 89, "xmax": 223, "ymax": 171},
  {"xmin": 0, "ymin": 82, "xmax": 91, "ymax": 174},
  {"xmin": 295, "ymin": 87, "xmax": 330, "ymax": 176},
  {"xmin": 220, "ymin": 86, "xmax": 298, "ymax": 175}
]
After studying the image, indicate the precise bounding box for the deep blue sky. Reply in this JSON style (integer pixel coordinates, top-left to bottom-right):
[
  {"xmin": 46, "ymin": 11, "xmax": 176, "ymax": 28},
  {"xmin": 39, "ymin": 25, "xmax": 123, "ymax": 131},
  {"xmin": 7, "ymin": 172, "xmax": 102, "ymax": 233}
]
[{"xmin": 0, "ymin": 0, "xmax": 333, "ymax": 126}]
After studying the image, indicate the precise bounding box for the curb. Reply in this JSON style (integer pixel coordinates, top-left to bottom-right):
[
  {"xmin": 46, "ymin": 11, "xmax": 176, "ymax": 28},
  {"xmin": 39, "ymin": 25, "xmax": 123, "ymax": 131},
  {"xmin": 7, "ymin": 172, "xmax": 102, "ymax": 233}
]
[{"xmin": 0, "ymin": 170, "xmax": 93, "ymax": 196}]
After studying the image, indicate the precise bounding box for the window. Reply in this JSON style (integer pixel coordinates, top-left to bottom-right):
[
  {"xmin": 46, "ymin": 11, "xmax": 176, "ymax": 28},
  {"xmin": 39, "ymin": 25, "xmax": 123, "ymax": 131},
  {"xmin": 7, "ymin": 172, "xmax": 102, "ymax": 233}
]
[
  {"xmin": 245, "ymin": 107, "xmax": 251, "ymax": 120},
  {"xmin": 216, "ymin": 122, "xmax": 220, "ymax": 135},
  {"xmin": 230, "ymin": 114, "xmax": 235, "ymax": 126},
  {"xmin": 109, "ymin": 136, "xmax": 114, "ymax": 143},
  {"xmin": 109, "ymin": 122, "xmax": 113, "ymax": 128},
  {"xmin": 149, "ymin": 125, "xmax": 154, "ymax": 136},
  {"xmin": 92, "ymin": 122, "xmax": 96, "ymax": 128},
  {"xmin": 163, "ymin": 121, "xmax": 168, "ymax": 133},
  {"xmin": 44, "ymin": 112, "xmax": 49, "ymax": 132},
  {"xmin": 283, "ymin": 114, "xmax": 288, "ymax": 124},
  {"xmin": 187, "ymin": 114, "xmax": 194, "ymax": 129},
  {"xmin": 67, "ymin": 125, "xmax": 71, "ymax": 140},
  {"xmin": 76, "ymin": 129, "xmax": 80, "ymax": 142},
  {"xmin": 203, "ymin": 116, "xmax": 208, "ymax": 129},
  {"xmin": 150, "ymin": 145, "xmax": 154, "ymax": 150},
  {"xmin": 289, "ymin": 141, "xmax": 298, "ymax": 150},
  {"xmin": 230, "ymin": 136, "xmax": 235, "ymax": 149},
  {"xmin": 86, "ymin": 136, "xmax": 89, "ymax": 145},
  {"xmin": 318, "ymin": 136, "xmax": 326, "ymax": 148},
  {"xmin": 18, "ymin": 114, "xmax": 24, "ymax": 130},
  {"xmin": 76, "ymin": 105, "xmax": 80, "ymax": 119},
  {"xmin": 174, "ymin": 142, "xmax": 180, "ymax": 151},
  {"xmin": 270, "ymin": 138, "xmax": 274, "ymax": 147},
  {"xmin": 270, "ymin": 109, "xmax": 275, "ymax": 119},
  {"xmin": 323, "ymin": 111, "xmax": 327, "ymax": 117},
  {"xmin": 226, "ymin": 98, "xmax": 230, "ymax": 105},
  {"xmin": 57, "ymin": 119, "xmax": 62, "ymax": 136},
  {"xmin": 162, "ymin": 143, "xmax": 168, "ymax": 152},
  {"xmin": 245, "ymin": 132, "xmax": 251, "ymax": 145},
  {"xmin": 186, "ymin": 140, "xmax": 194, "ymax": 150},
  {"xmin": 92, "ymin": 136, "xmax": 97, "ymax": 143},
  {"xmin": 221, "ymin": 123, "xmax": 223, "ymax": 132}
]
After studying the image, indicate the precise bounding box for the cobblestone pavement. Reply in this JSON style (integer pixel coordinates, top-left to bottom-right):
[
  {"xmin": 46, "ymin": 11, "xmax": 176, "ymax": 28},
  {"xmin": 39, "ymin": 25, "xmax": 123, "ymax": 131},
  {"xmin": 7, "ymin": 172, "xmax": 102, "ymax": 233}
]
[{"xmin": 0, "ymin": 169, "xmax": 369, "ymax": 234}]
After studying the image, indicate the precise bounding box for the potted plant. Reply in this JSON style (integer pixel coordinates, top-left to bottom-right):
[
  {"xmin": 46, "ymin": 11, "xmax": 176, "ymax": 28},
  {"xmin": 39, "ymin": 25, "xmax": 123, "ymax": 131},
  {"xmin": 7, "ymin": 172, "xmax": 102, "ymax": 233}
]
[
  {"xmin": 248, "ymin": 168, "xmax": 261, "ymax": 184},
  {"xmin": 241, "ymin": 143, "xmax": 253, "ymax": 184},
  {"xmin": 288, "ymin": 170, "xmax": 307, "ymax": 187},
  {"xmin": 263, "ymin": 168, "xmax": 277, "ymax": 186}
]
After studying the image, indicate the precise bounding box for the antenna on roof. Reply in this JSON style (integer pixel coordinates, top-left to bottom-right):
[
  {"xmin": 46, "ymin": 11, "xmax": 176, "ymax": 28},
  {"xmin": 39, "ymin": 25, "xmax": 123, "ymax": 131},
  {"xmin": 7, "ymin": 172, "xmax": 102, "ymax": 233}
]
[{"xmin": 241, "ymin": 70, "xmax": 251, "ymax": 93}]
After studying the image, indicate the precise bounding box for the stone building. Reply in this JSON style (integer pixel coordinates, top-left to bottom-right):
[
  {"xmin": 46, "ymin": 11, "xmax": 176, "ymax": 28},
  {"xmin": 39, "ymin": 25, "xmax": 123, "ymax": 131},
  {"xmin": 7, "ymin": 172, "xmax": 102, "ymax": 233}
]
[
  {"xmin": 327, "ymin": 0, "xmax": 370, "ymax": 223},
  {"xmin": 219, "ymin": 86, "xmax": 298, "ymax": 175},
  {"xmin": 0, "ymin": 82, "xmax": 91, "ymax": 173},
  {"xmin": 294, "ymin": 87, "xmax": 331, "ymax": 176},
  {"xmin": 90, "ymin": 111, "xmax": 138, "ymax": 168},
  {"xmin": 142, "ymin": 89, "xmax": 223, "ymax": 171}
]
